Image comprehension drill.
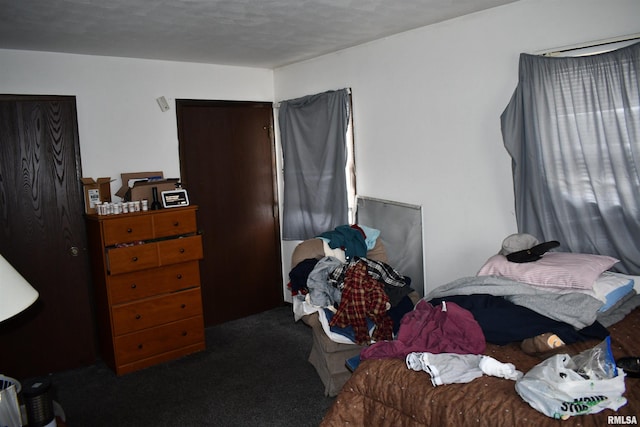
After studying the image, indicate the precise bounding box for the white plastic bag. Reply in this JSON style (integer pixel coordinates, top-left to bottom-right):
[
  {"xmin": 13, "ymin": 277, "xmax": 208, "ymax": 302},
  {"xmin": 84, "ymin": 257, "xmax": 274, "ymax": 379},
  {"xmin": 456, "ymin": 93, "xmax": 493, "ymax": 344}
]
[
  {"xmin": 0, "ymin": 384, "xmax": 22, "ymax": 427},
  {"xmin": 515, "ymin": 338, "xmax": 627, "ymax": 419}
]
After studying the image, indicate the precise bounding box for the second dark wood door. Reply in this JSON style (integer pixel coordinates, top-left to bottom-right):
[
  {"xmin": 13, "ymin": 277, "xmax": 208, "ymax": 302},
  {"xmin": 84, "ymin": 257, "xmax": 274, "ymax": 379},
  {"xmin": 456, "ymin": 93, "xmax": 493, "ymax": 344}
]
[
  {"xmin": 0, "ymin": 95, "xmax": 96, "ymax": 379},
  {"xmin": 177, "ymin": 100, "xmax": 283, "ymax": 326}
]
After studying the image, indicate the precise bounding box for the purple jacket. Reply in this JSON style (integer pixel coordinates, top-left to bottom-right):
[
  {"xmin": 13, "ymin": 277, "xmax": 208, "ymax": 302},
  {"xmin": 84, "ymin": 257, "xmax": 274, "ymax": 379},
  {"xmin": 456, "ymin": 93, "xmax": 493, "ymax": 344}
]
[{"xmin": 361, "ymin": 299, "xmax": 486, "ymax": 360}]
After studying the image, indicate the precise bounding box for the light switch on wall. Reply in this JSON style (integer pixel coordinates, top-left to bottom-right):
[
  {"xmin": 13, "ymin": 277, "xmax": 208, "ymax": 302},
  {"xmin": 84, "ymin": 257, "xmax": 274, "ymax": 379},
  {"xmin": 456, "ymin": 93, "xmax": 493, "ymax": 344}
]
[{"xmin": 156, "ymin": 96, "xmax": 170, "ymax": 112}]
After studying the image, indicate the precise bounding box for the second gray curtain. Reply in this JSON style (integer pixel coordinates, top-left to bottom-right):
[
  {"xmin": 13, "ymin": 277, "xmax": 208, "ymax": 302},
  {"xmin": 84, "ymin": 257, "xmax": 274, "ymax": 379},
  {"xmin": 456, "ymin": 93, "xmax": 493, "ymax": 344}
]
[
  {"xmin": 500, "ymin": 42, "xmax": 640, "ymax": 274},
  {"xmin": 279, "ymin": 89, "xmax": 350, "ymax": 240}
]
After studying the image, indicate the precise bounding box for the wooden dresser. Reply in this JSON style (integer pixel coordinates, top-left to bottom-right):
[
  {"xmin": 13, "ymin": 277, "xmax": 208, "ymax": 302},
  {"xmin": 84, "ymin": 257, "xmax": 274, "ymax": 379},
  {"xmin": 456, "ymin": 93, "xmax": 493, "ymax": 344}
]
[{"xmin": 85, "ymin": 205, "xmax": 205, "ymax": 375}]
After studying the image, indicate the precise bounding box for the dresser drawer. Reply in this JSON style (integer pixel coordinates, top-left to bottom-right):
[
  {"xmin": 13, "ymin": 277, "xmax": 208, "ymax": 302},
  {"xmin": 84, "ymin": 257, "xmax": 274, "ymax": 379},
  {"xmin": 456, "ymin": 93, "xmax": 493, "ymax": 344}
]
[
  {"xmin": 103, "ymin": 215, "xmax": 154, "ymax": 246},
  {"xmin": 158, "ymin": 235, "xmax": 203, "ymax": 266},
  {"xmin": 114, "ymin": 315, "xmax": 205, "ymax": 365},
  {"xmin": 112, "ymin": 287, "xmax": 203, "ymax": 335},
  {"xmin": 153, "ymin": 209, "xmax": 197, "ymax": 238},
  {"xmin": 107, "ymin": 243, "xmax": 159, "ymax": 275},
  {"xmin": 108, "ymin": 261, "xmax": 201, "ymax": 305}
]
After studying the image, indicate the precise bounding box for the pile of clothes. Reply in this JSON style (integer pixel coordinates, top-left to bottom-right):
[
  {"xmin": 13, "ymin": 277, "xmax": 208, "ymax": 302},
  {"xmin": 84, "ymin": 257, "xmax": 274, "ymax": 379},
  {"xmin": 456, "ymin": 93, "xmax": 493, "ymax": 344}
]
[{"xmin": 288, "ymin": 224, "xmax": 415, "ymax": 345}]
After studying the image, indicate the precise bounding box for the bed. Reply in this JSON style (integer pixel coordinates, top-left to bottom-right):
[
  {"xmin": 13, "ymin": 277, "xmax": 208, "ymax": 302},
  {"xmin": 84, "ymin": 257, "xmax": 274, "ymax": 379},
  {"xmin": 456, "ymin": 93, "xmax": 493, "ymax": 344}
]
[
  {"xmin": 319, "ymin": 242, "xmax": 640, "ymax": 426},
  {"xmin": 320, "ymin": 304, "xmax": 640, "ymax": 426},
  {"xmin": 290, "ymin": 229, "xmax": 640, "ymax": 424}
]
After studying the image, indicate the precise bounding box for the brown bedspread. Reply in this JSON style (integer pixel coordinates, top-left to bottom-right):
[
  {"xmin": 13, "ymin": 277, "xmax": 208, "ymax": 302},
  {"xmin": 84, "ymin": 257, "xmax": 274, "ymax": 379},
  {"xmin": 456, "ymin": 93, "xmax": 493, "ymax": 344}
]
[{"xmin": 321, "ymin": 306, "xmax": 640, "ymax": 426}]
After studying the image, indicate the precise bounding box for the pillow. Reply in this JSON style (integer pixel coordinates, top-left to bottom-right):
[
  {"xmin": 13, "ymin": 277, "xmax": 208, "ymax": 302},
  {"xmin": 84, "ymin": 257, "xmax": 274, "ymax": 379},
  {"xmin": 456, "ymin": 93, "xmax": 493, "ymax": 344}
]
[
  {"xmin": 477, "ymin": 252, "xmax": 619, "ymax": 290},
  {"xmin": 593, "ymin": 272, "xmax": 635, "ymax": 312}
]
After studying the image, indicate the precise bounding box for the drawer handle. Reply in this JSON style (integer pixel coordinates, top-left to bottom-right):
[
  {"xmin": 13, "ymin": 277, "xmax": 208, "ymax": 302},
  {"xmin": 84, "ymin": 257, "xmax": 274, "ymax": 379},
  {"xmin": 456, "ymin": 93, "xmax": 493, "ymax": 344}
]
[
  {"xmin": 173, "ymin": 221, "xmax": 180, "ymax": 227},
  {"xmin": 177, "ymin": 274, "xmax": 183, "ymax": 279},
  {"xmin": 181, "ymin": 304, "xmax": 186, "ymax": 309},
  {"xmin": 131, "ymin": 283, "xmax": 137, "ymax": 289},
  {"xmin": 182, "ymin": 331, "xmax": 188, "ymax": 337},
  {"xmin": 179, "ymin": 248, "xmax": 185, "ymax": 253},
  {"xmin": 138, "ymin": 344, "xmax": 143, "ymax": 349},
  {"xmin": 127, "ymin": 228, "xmax": 133, "ymax": 233},
  {"xmin": 135, "ymin": 314, "xmax": 141, "ymax": 320},
  {"xmin": 132, "ymin": 256, "xmax": 138, "ymax": 262}
]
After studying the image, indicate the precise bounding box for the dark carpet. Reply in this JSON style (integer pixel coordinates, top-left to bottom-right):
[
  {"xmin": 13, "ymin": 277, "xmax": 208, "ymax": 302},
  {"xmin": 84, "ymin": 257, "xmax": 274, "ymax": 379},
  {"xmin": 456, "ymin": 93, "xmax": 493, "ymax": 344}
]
[{"xmin": 42, "ymin": 304, "xmax": 335, "ymax": 427}]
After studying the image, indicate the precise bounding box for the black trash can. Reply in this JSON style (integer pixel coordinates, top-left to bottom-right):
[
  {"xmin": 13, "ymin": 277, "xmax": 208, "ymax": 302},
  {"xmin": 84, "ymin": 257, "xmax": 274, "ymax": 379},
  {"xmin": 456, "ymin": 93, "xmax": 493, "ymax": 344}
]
[{"xmin": 22, "ymin": 377, "xmax": 56, "ymax": 427}]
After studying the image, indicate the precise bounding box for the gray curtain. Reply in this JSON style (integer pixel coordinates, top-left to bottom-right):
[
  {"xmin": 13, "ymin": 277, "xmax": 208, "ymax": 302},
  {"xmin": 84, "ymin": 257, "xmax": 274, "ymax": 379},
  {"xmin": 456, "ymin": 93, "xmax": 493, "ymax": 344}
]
[
  {"xmin": 279, "ymin": 89, "xmax": 350, "ymax": 240},
  {"xmin": 501, "ymin": 42, "xmax": 640, "ymax": 274}
]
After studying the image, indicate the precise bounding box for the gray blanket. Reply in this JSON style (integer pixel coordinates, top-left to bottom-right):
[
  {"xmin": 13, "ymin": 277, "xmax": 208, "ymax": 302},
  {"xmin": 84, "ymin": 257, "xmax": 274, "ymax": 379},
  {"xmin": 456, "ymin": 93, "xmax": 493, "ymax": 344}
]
[{"xmin": 425, "ymin": 275, "xmax": 604, "ymax": 329}]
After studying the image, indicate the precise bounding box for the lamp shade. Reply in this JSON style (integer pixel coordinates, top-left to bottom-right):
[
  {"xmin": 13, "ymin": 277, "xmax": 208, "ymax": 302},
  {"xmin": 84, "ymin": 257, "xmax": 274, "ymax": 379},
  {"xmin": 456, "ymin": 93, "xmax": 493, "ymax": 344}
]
[{"xmin": 0, "ymin": 254, "xmax": 39, "ymax": 322}]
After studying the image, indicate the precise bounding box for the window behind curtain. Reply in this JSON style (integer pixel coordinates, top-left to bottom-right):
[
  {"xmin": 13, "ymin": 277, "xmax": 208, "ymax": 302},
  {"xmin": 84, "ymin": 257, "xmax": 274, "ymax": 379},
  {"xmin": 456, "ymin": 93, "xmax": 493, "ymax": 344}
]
[
  {"xmin": 500, "ymin": 42, "xmax": 640, "ymax": 274},
  {"xmin": 279, "ymin": 89, "xmax": 353, "ymax": 240}
]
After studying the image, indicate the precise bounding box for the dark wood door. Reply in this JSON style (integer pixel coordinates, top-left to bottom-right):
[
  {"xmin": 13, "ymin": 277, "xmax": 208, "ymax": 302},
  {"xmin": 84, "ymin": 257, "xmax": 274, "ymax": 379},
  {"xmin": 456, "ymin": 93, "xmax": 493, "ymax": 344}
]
[
  {"xmin": 177, "ymin": 100, "xmax": 283, "ymax": 326},
  {"xmin": 0, "ymin": 95, "xmax": 96, "ymax": 379}
]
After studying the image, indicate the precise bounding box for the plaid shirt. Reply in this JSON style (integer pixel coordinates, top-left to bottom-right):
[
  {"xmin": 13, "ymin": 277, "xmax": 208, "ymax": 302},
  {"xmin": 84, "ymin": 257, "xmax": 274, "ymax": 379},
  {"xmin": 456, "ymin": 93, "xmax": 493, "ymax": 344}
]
[
  {"xmin": 329, "ymin": 259, "xmax": 393, "ymax": 345},
  {"xmin": 328, "ymin": 256, "xmax": 406, "ymax": 290}
]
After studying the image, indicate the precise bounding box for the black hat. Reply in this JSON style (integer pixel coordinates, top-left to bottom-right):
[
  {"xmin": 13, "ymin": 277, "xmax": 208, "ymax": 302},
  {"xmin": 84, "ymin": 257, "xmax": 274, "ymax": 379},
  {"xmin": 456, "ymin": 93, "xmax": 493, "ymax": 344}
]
[{"xmin": 506, "ymin": 241, "xmax": 561, "ymax": 263}]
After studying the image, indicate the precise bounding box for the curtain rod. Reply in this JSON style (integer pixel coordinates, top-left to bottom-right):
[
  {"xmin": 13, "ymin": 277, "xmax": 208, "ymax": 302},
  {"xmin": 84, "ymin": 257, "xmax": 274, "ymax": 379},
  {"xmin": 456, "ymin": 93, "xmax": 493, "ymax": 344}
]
[
  {"xmin": 534, "ymin": 33, "xmax": 640, "ymax": 56},
  {"xmin": 274, "ymin": 87, "xmax": 351, "ymax": 108}
]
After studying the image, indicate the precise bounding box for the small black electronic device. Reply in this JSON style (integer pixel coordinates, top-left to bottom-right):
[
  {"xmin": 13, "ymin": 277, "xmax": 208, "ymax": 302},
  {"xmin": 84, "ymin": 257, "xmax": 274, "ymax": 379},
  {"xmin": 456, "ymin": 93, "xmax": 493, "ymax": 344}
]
[{"xmin": 161, "ymin": 189, "xmax": 190, "ymax": 208}]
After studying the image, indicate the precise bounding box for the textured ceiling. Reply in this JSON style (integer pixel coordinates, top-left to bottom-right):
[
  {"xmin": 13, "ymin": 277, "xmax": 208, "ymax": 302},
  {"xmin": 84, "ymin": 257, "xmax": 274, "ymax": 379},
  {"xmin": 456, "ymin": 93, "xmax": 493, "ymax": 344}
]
[{"xmin": 0, "ymin": 0, "xmax": 518, "ymax": 68}]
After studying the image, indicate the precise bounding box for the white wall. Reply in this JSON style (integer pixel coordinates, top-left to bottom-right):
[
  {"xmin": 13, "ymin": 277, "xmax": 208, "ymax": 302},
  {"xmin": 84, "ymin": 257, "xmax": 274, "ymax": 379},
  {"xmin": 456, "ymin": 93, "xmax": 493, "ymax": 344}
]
[
  {"xmin": 2, "ymin": 0, "xmax": 639, "ymax": 299},
  {"xmin": 0, "ymin": 50, "xmax": 274, "ymax": 190},
  {"xmin": 274, "ymin": 0, "xmax": 640, "ymax": 294}
]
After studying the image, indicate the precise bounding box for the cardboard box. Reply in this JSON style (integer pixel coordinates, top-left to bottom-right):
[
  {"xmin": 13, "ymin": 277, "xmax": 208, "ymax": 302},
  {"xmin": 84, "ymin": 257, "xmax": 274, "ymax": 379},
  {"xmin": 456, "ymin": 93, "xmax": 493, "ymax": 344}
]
[
  {"xmin": 116, "ymin": 172, "xmax": 179, "ymax": 203},
  {"xmin": 81, "ymin": 177, "xmax": 113, "ymax": 214}
]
